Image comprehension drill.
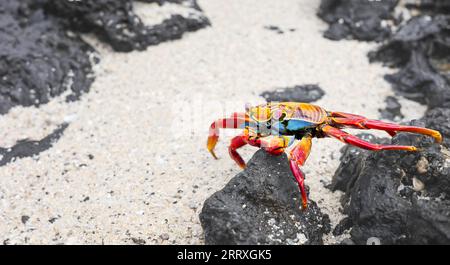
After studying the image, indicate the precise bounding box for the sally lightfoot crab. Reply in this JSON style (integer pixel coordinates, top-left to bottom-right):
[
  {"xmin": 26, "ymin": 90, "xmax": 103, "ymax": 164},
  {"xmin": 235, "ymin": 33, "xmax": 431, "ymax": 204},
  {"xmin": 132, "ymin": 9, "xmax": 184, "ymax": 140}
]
[{"xmin": 207, "ymin": 102, "xmax": 442, "ymax": 209}]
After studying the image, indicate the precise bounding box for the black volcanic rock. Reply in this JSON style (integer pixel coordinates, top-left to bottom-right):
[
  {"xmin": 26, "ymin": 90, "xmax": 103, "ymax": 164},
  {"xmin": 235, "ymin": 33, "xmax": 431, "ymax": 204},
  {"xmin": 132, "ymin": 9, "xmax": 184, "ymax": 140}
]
[
  {"xmin": 0, "ymin": 123, "xmax": 68, "ymax": 167},
  {"xmin": 0, "ymin": 0, "xmax": 97, "ymax": 114},
  {"xmin": 404, "ymin": 0, "xmax": 450, "ymax": 15},
  {"xmin": 0, "ymin": 0, "xmax": 210, "ymax": 113},
  {"xmin": 317, "ymin": 0, "xmax": 398, "ymax": 41},
  {"xmin": 369, "ymin": 15, "xmax": 450, "ymax": 108},
  {"xmin": 46, "ymin": 0, "xmax": 210, "ymax": 52},
  {"xmin": 379, "ymin": 96, "xmax": 404, "ymax": 121},
  {"xmin": 422, "ymin": 107, "xmax": 450, "ymax": 148},
  {"xmin": 260, "ymin": 84, "xmax": 325, "ymax": 103},
  {"xmin": 200, "ymin": 149, "xmax": 331, "ymax": 245},
  {"xmin": 383, "ymin": 49, "xmax": 450, "ymax": 108},
  {"xmin": 333, "ymin": 116, "xmax": 450, "ymax": 244},
  {"xmin": 330, "ymin": 133, "xmax": 390, "ymax": 194},
  {"xmin": 318, "ymin": 0, "xmax": 450, "ymax": 245}
]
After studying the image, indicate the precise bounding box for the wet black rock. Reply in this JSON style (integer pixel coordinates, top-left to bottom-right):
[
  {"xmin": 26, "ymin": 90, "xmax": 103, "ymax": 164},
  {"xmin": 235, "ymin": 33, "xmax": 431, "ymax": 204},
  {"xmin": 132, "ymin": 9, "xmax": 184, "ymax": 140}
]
[
  {"xmin": 379, "ymin": 96, "xmax": 404, "ymax": 120},
  {"xmin": 333, "ymin": 116, "xmax": 450, "ymax": 244},
  {"xmin": 47, "ymin": 0, "xmax": 210, "ymax": 52},
  {"xmin": 200, "ymin": 149, "xmax": 331, "ymax": 245},
  {"xmin": 369, "ymin": 15, "xmax": 450, "ymax": 108},
  {"xmin": 0, "ymin": 0, "xmax": 97, "ymax": 114},
  {"xmin": 0, "ymin": 123, "xmax": 68, "ymax": 167},
  {"xmin": 260, "ymin": 84, "xmax": 325, "ymax": 103},
  {"xmin": 317, "ymin": 0, "xmax": 398, "ymax": 41}
]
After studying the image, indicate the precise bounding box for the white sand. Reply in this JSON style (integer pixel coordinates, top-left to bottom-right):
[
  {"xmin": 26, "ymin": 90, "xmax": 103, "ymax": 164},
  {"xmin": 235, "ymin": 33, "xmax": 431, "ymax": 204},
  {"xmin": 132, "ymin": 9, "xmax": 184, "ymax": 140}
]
[{"xmin": 0, "ymin": 0, "xmax": 426, "ymax": 244}]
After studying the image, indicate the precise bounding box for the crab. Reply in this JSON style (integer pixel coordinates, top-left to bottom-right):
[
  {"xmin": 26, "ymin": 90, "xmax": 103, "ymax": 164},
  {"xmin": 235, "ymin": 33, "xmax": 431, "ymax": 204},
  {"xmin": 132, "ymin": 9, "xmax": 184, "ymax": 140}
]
[{"xmin": 207, "ymin": 102, "xmax": 442, "ymax": 209}]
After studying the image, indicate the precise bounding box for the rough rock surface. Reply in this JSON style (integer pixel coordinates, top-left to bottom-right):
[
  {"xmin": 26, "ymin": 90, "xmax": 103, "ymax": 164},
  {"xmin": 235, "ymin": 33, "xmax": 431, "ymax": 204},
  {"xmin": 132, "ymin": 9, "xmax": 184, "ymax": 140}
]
[
  {"xmin": 47, "ymin": 0, "xmax": 210, "ymax": 52},
  {"xmin": 0, "ymin": 0, "xmax": 97, "ymax": 114},
  {"xmin": 379, "ymin": 96, "xmax": 404, "ymax": 121},
  {"xmin": 321, "ymin": 0, "xmax": 450, "ymax": 245},
  {"xmin": 404, "ymin": 0, "xmax": 450, "ymax": 14},
  {"xmin": 332, "ymin": 114, "xmax": 450, "ymax": 244},
  {"xmin": 200, "ymin": 150, "xmax": 331, "ymax": 245},
  {"xmin": 317, "ymin": 0, "xmax": 398, "ymax": 41},
  {"xmin": 0, "ymin": 0, "xmax": 209, "ymax": 114},
  {"xmin": 369, "ymin": 15, "xmax": 450, "ymax": 108},
  {"xmin": 260, "ymin": 84, "xmax": 325, "ymax": 103},
  {"xmin": 422, "ymin": 107, "xmax": 450, "ymax": 148},
  {"xmin": 330, "ymin": 133, "xmax": 390, "ymax": 194}
]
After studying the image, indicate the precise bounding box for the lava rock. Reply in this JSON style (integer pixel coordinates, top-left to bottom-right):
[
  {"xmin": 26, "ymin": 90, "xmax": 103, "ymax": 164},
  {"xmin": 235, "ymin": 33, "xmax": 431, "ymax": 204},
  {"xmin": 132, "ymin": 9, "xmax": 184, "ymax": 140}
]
[
  {"xmin": 369, "ymin": 15, "xmax": 450, "ymax": 108},
  {"xmin": 319, "ymin": 0, "xmax": 450, "ymax": 245},
  {"xmin": 333, "ymin": 117, "xmax": 450, "ymax": 244},
  {"xmin": 330, "ymin": 133, "xmax": 390, "ymax": 193},
  {"xmin": 404, "ymin": 0, "xmax": 450, "ymax": 15},
  {"xmin": 370, "ymin": 15, "xmax": 450, "ymax": 66},
  {"xmin": 332, "ymin": 217, "xmax": 353, "ymax": 236},
  {"xmin": 200, "ymin": 149, "xmax": 331, "ymax": 245},
  {"xmin": 0, "ymin": 123, "xmax": 68, "ymax": 167},
  {"xmin": 260, "ymin": 84, "xmax": 325, "ymax": 103},
  {"xmin": 317, "ymin": 0, "xmax": 398, "ymax": 41},
  {"xmin": 0, "ymin": 0, "xmax": 97, "ymax": 114},
  {"xmin": 384, "ymin": 49, "xmax": 450, "ymax": 108},
  {"xmin": 422, "ymin": 107, "xmax": 450, "ymax": 148},
  {"xmin": 379, "ymin": 96, "xmax": 404, "ymax": 121},
  {"xmin": 46, "ymin": 0, "xmax": 210, "ymax": 52}
]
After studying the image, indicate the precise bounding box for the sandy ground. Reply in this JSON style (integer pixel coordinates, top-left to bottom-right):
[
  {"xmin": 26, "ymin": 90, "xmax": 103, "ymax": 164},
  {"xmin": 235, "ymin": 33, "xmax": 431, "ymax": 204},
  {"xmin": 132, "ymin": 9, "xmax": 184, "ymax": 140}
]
[{"xmin": 0, "ymin": 0, "xmax": 426, "ymax": 244}]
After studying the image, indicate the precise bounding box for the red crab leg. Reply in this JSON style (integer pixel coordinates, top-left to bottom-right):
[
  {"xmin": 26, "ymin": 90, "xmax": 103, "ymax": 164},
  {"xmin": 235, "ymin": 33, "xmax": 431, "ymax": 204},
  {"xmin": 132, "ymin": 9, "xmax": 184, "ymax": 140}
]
[
  {"xmin": 229, "ymin": 134, "xmax": 294, "ymax": 168},
  {"xmin": 207, "ymin": 112, "xmax": 252, "ymax": 159},
  {"xmin": 289, "ymin": 134, "xmax": 312, "ymax": 210},
  {"xmin": 228, "ymin": 130, "xmax": 264, "ymax": 169},
  {"xmin": 321, "ymin": 125, "xmax": 418, "ymax": 151},
  {"xmin": 330, "ymin": 111, "xmax": 442, "ymax": 143},
  {"xmin": 229, "ymin": 135, "xmax": 248, "ymax": 169},
  {"xmin": 260, "ymin": 136, "xmax": 294, "ymax": 155}
]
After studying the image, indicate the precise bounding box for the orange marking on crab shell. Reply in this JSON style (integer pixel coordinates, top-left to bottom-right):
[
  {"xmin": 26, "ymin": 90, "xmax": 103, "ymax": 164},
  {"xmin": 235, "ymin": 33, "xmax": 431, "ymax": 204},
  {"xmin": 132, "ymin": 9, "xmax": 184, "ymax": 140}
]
[{"xmin": 289, "ymin": 103, "xmax": 327, "ymax": 124}]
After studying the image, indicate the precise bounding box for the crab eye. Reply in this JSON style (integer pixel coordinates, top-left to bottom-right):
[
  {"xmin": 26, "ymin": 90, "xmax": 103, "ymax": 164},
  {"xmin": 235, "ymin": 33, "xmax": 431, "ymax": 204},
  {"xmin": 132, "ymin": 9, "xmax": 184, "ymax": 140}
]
[{"xmin": 272, "ymin": 109, "xmax": 287, "ymax": 121}]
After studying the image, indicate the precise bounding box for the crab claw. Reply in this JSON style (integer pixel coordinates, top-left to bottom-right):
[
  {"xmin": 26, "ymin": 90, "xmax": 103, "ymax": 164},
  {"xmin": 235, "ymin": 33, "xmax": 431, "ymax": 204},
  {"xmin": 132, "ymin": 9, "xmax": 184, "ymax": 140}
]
[
  {"xmin": 207, "ymin": 135, "xmax": 219, "ymax": 159},
  {"xmin": 207, "ymin": 113, "xmax": 250, "ymax": 159}
]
